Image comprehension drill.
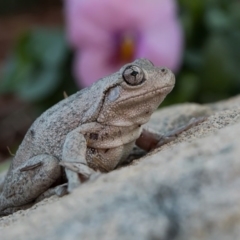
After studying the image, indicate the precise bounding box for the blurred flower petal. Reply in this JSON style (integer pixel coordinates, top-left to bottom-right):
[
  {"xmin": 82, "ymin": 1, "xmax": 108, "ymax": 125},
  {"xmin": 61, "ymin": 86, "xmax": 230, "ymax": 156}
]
[{"xmin": 65, "ymin": 0, "xmax": 183, "ymax": 87}]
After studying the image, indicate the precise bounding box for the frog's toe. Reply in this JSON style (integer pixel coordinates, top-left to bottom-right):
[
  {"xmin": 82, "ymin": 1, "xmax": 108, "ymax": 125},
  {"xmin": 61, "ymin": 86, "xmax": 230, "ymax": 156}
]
[
  {"xmin": 55, "ymin": 183, "xmax": 68, "ymax": 196},
  {"xmin": 59, "ymin": 161, "xmax": 92, "ymax": 178}
]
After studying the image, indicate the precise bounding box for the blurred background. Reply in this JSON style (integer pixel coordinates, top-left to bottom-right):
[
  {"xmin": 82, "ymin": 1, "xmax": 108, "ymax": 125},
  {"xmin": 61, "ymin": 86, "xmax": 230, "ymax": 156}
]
[{"xmin": 0, "ymin": 0, "xmax": 239, "ymax": 164}]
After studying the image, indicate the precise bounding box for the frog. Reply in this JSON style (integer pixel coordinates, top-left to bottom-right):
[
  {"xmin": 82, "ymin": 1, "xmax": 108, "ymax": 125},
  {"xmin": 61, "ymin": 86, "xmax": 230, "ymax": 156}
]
[{"xmin": 0, "ymin": 58, "xmax": 203, "ymax": 216}]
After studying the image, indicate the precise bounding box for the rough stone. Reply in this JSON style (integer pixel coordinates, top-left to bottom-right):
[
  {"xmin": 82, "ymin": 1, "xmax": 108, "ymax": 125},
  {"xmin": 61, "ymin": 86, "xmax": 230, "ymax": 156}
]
[{"xmin": 1, "ymin": 97, "xmax": 240, "ymax": 240}]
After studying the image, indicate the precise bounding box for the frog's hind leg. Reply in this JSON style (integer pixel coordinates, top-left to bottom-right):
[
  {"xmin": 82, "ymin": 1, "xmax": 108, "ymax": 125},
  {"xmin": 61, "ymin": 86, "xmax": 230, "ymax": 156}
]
[{"xmin": 0, "ymin": 154, "xmax": 61, "ymax": 216}]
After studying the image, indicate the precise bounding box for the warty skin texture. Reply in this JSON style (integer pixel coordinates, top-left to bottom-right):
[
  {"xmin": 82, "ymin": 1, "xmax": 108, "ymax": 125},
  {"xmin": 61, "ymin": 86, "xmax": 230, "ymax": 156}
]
[{"xmin": 0, "ymin": 58, "xmax": 175, "ymax": 216}]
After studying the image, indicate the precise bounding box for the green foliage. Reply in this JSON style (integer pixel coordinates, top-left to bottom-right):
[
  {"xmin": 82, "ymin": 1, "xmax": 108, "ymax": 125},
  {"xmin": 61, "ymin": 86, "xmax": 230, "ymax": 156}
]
[
  {"xmin": 0, "ymin": 28, "xmax": 77, "ymax": 105},
  {"xmin": 165, "ymin": 0, "xmax": 240, "ymax": 105},
  {"xmin": 0, "ymin": 160, "xmax": 11, "ymax": 173}
]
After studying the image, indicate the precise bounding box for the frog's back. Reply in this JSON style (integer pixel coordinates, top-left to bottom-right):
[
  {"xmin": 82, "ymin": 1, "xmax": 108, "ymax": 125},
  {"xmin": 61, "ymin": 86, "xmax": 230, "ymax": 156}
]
[{"xmin": 12, "ymin": 73, "xmax": 120, "ymax": 168}]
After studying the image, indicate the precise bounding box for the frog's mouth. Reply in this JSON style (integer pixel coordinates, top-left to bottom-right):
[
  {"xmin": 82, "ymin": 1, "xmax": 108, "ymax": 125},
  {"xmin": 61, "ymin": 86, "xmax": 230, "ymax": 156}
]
[
  {"xmin": 117, "ymin": 84, "xmax": 174, "ymax": 105},
  {"xmin": 157, "ymin": 85, "xmax": 174, "ymax": 94}
]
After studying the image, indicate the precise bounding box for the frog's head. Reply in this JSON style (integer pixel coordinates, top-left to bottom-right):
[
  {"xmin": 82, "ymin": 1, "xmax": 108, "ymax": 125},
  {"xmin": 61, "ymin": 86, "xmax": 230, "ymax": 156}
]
[{"xmin": 97, "ymin": 58, "xmax": 175, "ymax": 126}]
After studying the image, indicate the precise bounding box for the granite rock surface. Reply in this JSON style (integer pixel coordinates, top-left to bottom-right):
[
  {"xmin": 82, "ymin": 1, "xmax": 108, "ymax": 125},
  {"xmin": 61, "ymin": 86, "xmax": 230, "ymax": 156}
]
[{"xmin": 1, "ymin": 95, "xmax": 240, "ymax": 240}]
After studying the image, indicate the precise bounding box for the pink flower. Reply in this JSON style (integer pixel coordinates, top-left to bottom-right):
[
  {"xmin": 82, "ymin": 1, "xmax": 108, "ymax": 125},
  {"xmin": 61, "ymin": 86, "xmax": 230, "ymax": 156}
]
[{"xmin": 65, "ymin": 0, "xmax": 183, "ymax": 87}]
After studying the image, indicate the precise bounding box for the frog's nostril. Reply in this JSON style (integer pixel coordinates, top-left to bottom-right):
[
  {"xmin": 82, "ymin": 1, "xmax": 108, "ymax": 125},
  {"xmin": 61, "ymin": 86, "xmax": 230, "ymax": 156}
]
[{"xmin": 161, "ymin": 68, "xmax": 167, "ymax": 74}]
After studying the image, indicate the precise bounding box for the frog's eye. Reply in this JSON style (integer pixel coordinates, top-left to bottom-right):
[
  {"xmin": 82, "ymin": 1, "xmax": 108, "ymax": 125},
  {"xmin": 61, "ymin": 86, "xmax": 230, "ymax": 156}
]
[{"xmin": 122, "ymin": 65, "xmax": 145, "ymax": 86}]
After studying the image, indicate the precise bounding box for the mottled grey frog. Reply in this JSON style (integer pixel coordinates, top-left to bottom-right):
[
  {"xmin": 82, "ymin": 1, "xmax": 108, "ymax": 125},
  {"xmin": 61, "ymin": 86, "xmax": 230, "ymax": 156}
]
[{"xmin": 0, "ymin": 58, "xmax": 202, "ymax": 216}]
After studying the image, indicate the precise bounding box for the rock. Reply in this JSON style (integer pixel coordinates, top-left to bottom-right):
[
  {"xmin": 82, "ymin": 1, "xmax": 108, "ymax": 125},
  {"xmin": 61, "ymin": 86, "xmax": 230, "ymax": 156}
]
[
  {"xmin": 208, "ymin": 94, "xmax": 240, "ymax": 112},
  {"xmin": 1, "ymin": 97, "xmax": 240, "ymax": 240}
]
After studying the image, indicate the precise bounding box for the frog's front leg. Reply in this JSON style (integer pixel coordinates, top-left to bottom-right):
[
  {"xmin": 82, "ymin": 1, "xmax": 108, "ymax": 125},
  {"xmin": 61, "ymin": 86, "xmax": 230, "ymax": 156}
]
[
  {"xmin": 136, "ymin": 117, "xmax": 206, "ymax": 151},
  {"xmin": 0, "ymin": 154, "xmax": 61, "ymax": 216},
  {"xmin": 60, "ymin": 128, "xmax": 96, "ymax": 193}
]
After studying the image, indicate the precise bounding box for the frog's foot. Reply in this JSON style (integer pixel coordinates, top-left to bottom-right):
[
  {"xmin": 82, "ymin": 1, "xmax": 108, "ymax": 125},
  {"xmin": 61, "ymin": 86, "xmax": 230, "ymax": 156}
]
[
  {"xmin": 59, "ymin": 161, "xmax": 101, "ymax": 192},
  {"xmin": 59, "ymin": 162, "xmax": 92, "ymax": 179},
  {"xmin": 59, "ymin": 161, "xmax": 95, "ymax": 192},
  {"xmin": 1, "ymin": 183, "xmax": 68, "ymax": 216},
  {"xmin": 136, "ymin": 116, "xmax": 207, "ymax": 151},
  {"xmin": 35, "ymin": 183, "xmax": 68, "ymax": 203}
]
